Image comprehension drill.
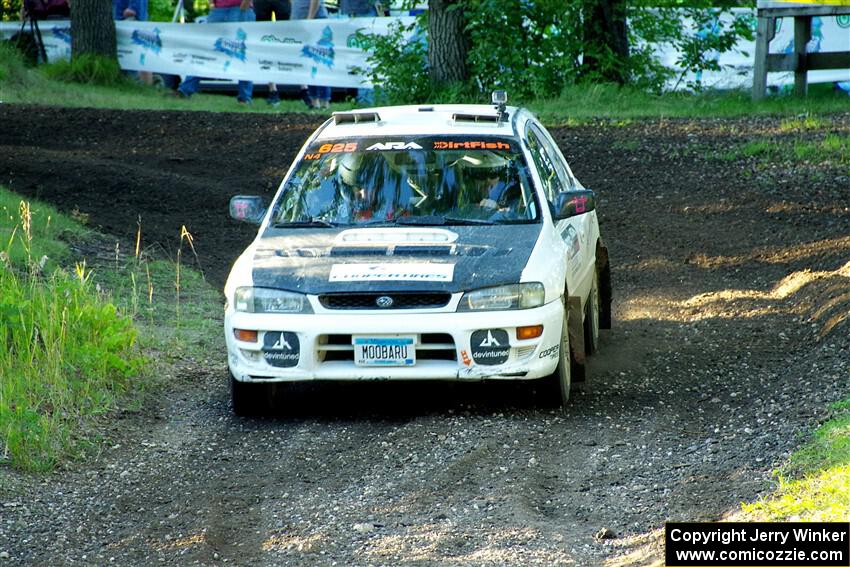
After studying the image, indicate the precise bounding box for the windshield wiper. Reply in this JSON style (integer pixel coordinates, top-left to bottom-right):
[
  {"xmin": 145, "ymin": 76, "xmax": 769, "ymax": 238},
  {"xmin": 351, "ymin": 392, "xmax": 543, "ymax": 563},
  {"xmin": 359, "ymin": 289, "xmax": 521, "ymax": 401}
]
[
  {"xmin": 442, "ymin": 217, "xmax": 496, "ymax": 225},
  {"xmin": 393, "ymin": 215, "xmax": 496, "ymax": 226},
  {"xmin": 271, "ymin": 219, "xmax": 339, "ymax": 228}
]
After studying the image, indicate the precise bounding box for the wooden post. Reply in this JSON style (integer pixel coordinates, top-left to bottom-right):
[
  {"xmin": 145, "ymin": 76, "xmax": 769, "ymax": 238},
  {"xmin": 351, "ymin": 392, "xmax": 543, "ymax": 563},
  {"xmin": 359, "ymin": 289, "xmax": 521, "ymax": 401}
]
[
  {"xmin": 752, "ymin": 15, "xmax": 774, "ymax": 100},
  {"xmin": 752, "ymin": 5, "xmax": 850, "ymax": 100},
  {"xmin": 793, "ymin": 15, "xmax": 812, "ymax": 97}
]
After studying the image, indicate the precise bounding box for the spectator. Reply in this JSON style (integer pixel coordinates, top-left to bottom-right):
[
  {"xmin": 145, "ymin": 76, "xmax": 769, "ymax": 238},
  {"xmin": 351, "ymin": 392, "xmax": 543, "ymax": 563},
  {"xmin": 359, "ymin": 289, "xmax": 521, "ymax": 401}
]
[
  {"xmin": 291, "ymin": 0, "xmax": 330, "ymax": 109},
  {"xmin": 253, "ymin": 0, "xmax": 290, "ymax": 106},
  {"xmin": 339, "ymin": 0, "xmax": 379, "ymax": 17},
  {"xmin": 176, "ymin": 0, "xmax": 256, "ymax": 104},
  {"xmin": 113, "ymin": 0, "xmax": 153, "ymax": 85},
  {"xmin": 338, "ymin": 0, "xmax": 380, "ymax": 105},
  {"xmin": 113, "ymin": 0, "xmax": 147, "ymax": 24}
]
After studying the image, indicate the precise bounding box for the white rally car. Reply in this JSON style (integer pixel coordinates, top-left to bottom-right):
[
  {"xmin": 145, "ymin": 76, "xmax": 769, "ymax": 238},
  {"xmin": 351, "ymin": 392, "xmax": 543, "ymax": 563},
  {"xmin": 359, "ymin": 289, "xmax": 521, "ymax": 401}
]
[{"xmin": 224, "ymin": 94, "xmax": 612, "ymax": 414}]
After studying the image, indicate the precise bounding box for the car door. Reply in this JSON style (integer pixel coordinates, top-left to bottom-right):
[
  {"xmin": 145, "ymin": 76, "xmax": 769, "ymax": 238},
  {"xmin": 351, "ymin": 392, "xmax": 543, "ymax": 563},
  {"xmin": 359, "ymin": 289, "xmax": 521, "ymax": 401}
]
[{"xmin": 524, "ymin": 122, "xmax": 594, "ymax": 299}]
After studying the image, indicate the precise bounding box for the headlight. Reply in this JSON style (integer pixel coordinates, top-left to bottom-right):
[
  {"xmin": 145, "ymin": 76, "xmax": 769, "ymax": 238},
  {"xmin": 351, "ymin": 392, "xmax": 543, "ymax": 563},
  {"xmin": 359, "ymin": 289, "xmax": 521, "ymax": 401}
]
[
  {"xmin": 233, "ymin": 287, "xmax": 313, "ymax": 313},
  {"xmin": 457, "ymin": 282, "xmax": 545, "ymax": 311}
]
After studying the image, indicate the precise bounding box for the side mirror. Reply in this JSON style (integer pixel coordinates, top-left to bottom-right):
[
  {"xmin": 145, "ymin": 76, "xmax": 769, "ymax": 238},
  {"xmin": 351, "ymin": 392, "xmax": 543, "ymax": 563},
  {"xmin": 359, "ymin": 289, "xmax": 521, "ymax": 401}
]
[
  {"xmin": 553, "ymin": 190, "xmax": 596, "ymax": 220},
  {"xmin": 229, "ymin": 196, "xmax": 266, "ymax": 225}
]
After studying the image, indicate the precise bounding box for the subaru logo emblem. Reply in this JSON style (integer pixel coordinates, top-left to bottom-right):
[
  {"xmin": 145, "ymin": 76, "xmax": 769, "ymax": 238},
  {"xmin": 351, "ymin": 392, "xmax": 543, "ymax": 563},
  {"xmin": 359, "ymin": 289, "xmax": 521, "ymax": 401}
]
[{"xmin": 375, "ymin": 295, "xmax": 394, "ymax": 308}]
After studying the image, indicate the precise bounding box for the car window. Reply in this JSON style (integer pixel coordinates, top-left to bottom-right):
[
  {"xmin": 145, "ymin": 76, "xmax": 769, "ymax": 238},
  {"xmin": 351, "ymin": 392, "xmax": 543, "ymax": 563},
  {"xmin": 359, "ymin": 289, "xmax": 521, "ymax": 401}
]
[
  {"xmin": 529, "ymin": 123, "xmax": 576, "ymax": 193},
  {"xmin": 525, "ymin": 127, "xmax": 565, "ymax": 204},
  {"xmin": 269, "ymin": 137, "xmax": 541, "ymax": 227}
]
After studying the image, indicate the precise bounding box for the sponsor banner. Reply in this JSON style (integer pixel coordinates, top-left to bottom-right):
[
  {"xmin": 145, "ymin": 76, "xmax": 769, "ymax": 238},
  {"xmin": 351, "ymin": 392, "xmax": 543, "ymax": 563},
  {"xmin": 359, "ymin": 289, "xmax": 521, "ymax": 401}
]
[
  {"xmin": 329, "ymin": 263, "xmax": 454, "ymax": 282},
  {"xmin": 1, "ymin": 10, "xmax": 846, "ymax": 90},
  {"xmin": 649, "ymin": 8, "xmax": 850, "ymax": 89},
  {"xmin": 0, "ymin": 17, "xmax": 416, "ymax": 89}
]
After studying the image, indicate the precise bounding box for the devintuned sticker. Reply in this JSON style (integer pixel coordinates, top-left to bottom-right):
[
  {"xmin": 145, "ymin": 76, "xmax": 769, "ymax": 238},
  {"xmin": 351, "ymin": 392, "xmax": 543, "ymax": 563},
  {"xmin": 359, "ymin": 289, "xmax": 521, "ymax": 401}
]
[
  {"xmin": 263, "ymin": 331, "xmax": 300, "ymax": 368},
  {"xmin": 470, "ymin": 329, "xmax": 510, "ymax": 365},
  {"xmin": 329, "ymin": 263, "xmax": 454, "ymax": 282}
]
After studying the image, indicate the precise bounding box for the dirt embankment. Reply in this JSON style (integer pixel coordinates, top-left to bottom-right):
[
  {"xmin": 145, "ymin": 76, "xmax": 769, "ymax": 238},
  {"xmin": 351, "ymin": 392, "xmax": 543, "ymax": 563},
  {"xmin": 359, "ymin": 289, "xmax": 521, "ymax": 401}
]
[{"xmin": 0, "ymin": 105, "xmax": 848, "ymax": 566}]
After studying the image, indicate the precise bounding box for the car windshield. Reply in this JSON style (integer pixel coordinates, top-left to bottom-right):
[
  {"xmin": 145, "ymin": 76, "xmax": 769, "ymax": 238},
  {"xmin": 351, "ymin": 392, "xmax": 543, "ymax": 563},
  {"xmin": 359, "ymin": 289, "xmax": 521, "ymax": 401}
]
[{"xmin": 269, "ymin": 137, "xmax": 540, "ymax": 227}]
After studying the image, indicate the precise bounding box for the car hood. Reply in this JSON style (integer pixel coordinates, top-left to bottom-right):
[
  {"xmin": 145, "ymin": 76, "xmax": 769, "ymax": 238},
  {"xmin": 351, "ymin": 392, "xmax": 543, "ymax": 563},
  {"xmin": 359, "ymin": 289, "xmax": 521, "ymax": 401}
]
[{"xmin": 250, "ymin": 224, "xmax": 543, "ymax": 294}]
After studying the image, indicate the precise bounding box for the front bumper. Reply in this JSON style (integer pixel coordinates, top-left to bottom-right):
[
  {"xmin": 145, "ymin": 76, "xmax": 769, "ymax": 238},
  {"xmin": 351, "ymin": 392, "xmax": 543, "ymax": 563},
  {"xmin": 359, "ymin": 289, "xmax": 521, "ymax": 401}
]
[{"xmin": 225, "ymin": 300, "xmax": 564, "ymax": 383}]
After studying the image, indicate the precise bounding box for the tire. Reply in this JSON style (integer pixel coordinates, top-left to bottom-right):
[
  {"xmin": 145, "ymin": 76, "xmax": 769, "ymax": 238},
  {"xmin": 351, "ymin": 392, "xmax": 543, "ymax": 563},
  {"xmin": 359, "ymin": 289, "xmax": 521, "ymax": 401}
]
[
  {"xmin": 231, "ymin": 374, "xmax": 262, "ymax": 416},
  {"xmin": 544, "ymin": 297, "xmax": 571, "ymax": 407},
  {"xmin": 584, "ymin": 269, "xmax": 600, "ymax": 356}
]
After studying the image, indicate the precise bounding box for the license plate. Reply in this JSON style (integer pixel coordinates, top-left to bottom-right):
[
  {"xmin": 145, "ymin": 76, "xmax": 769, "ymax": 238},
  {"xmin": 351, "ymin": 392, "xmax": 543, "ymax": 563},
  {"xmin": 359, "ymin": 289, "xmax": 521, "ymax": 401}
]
[{"xmin": 353, "ymin": 336, "xmax": 416, "ymax": 366}]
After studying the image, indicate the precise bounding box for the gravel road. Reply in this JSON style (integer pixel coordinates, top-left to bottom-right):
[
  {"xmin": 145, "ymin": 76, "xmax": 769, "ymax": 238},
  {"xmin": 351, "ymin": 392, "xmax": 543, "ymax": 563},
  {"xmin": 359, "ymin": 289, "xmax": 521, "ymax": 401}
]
[{"xmin": 1, "ymin": 107, "xmax": 848, "ymax": 565}]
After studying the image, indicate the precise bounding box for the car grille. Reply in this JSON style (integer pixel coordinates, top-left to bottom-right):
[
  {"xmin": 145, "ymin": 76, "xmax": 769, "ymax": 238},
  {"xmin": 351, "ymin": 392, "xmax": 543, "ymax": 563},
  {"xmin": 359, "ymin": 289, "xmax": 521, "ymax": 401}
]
[
  {"xmin": 319, "ymin": 292, "xmax": 452, "ymax": 310},
  {"xmin": 318, "ymin": 333, "xmax": 456, "ymax": 362}
]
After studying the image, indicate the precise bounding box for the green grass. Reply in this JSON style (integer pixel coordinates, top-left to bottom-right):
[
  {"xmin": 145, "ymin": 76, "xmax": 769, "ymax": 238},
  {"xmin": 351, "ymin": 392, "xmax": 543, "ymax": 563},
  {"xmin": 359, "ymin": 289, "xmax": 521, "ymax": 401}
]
[
  {"xmin": 94, "ymin": 252, "xmax": 224, "ymax": 359},
  {"xmin": 3, "ymin": 42, "xmax": 849, "ymax": 121},
  {"xmin": 0, "ymin": 189, "xmax": 89, "ymax": 268},
  {"xmin": 0, "ymin": 186, "xmax": 223, "ymax": 472},
  {"xmin": 0, "ymin": 187, "xmax": 144, "ymax": 471},
  {"xmin": 723, "ymin": 135, "xmax": 850, "ymax": 165},
  {"xmin": 779, "ymin": 115, "xmax": 827, "ymax": 132},
  {"xmin": 742, "ymin": 395, "xmax": 850, "ymax": 521},
  {"xmin": 529, "ymin": 83, "xmax": 850, "ymax": 125},
  {"xmin": 793, "ymin": 134, "xmax": 850, "ymax": 163}
]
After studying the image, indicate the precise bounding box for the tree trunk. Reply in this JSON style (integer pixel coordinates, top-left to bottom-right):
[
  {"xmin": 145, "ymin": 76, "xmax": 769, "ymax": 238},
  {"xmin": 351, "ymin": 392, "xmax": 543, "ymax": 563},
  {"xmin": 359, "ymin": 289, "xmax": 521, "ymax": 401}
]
[
  {"xmin": 71, "ymin": 0, "xmax": 116, "ymax": 58},
  {"xmin": 581, "ymin": 0, "xmax": 629, "ymax": 83},
  {"xmin": 428, "ymin": 0, "xmax": 469, "ymax": 85}
]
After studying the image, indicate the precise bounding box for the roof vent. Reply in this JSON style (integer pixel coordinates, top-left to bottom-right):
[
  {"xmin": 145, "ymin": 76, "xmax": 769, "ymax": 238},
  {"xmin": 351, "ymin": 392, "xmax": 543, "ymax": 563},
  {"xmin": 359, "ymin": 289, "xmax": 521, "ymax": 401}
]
[
  {"xmin": 452, "ymin": 113, "xmax": 500, "ymax": 124},
  {"xmin": 419, "ymin": 106, "xmax": 434, "ymax": 112},
  {"xmin": 333, "ymin": 112, "xmax": 381, "ymax": 125}
]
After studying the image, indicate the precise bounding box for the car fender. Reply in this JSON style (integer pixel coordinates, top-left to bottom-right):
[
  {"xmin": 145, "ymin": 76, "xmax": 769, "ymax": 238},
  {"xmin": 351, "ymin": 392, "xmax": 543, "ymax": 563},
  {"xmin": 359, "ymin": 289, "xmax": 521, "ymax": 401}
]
[{"xmin": 520, "ymin": 222, "xmax": 568, "ymax": 303}]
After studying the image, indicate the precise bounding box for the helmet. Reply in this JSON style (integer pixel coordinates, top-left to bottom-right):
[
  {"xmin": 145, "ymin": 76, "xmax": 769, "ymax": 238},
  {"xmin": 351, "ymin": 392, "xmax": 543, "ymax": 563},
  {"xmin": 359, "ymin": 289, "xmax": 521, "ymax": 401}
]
[{"xmin": 338, "ymin": 152, "xmax": 363, "ymax": 187}]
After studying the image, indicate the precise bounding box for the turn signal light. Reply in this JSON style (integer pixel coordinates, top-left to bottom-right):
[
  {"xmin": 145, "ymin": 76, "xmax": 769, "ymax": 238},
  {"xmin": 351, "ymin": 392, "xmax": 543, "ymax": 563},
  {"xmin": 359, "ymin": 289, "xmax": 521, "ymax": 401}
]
[
  {"xmin": 516, "ymin": 325, "xmax": 543, "ymax": 340},
  {"xmin": 234, "ymin": 329, "xmax": 258, "ymax": 342}
]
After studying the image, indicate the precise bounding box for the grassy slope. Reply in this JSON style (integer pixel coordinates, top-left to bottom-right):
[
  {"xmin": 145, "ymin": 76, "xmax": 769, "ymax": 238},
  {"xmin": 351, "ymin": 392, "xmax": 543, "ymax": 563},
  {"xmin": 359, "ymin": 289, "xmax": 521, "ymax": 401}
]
[
  {"xmin": 0, "ymin": 187, "xmax": 142, "ymax": 470},
  {"xmin": 0, "ymin": 184, "xmax": 221, "ymax": 471},
  {"xmin": 741, "ymin": 397, "xmax": 850, "ymax": 521}
]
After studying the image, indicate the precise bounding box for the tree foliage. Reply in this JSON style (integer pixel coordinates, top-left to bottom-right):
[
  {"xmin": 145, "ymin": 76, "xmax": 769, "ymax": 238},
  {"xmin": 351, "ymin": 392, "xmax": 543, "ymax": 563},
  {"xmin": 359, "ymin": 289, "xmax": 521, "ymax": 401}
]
[{"xmin": 357, "ymin": 0, "xmax": 756, "ymax": 104}]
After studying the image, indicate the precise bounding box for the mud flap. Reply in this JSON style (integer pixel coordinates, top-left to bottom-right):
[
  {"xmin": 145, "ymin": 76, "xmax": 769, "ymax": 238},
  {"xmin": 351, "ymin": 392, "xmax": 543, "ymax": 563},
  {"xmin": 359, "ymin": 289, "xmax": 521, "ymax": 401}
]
[
  {"xmin": 597, "ymin": 242, "xmax": 613, "ymax": 329},
  {"xmin": 567, "ymin": 296, "xmax": 585, "ymax": 364}
]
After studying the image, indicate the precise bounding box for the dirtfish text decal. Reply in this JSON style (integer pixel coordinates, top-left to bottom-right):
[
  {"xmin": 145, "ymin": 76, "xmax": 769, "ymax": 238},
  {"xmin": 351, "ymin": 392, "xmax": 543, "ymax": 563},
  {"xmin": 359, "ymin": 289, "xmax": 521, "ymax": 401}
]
[{"xmin": 301, "ymin": 25, "xmax": 335, "ymax": 69}]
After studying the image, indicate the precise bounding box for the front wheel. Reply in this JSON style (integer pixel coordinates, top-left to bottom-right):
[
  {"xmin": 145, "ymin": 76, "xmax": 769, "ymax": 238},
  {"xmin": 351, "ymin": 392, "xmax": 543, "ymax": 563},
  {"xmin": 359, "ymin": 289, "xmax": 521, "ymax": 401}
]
[
  {"xmin": 543, "ymin": 298, "xmax": 571, "ymax": 407},
  {"xmin": 231, "ymin": 374, "xmax": 268, "ymax": 416},
  {"xmin": 584, "ymin": 269, "xmax": 600, "ymax": 356}
]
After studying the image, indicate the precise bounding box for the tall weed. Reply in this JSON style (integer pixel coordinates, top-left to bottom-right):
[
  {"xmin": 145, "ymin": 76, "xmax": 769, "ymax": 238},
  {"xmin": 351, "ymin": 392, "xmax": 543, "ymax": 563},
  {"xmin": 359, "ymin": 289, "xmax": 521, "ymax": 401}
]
[{"xmin": 0, "ymin": 190, "xmax": 144, "ymax": 471}]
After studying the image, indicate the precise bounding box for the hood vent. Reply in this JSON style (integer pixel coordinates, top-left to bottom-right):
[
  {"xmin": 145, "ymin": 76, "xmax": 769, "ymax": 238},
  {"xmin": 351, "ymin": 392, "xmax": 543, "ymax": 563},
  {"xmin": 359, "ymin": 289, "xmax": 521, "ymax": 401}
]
[
  {"xmin": 393, "ymin": 245, "xmax": 453, "ymax": 256},
  {"xmin": 452, "ymin": 113, "xmax": 500, "ymax": 124},
  {"xmin": 330, "ymin": 246, "xmax": 388, "ymax": 256},
  {"xmin": 333, "ymin": 112, "xmax": 381, "ymax": 125}
]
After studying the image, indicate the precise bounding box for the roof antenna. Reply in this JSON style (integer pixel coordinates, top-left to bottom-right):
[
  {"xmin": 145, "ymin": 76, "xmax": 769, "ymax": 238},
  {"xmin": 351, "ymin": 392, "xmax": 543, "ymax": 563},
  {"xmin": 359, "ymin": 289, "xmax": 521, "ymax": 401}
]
[{"xmin": 491, "ymin": 90, "xmax": 508, "ymax": 122}]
